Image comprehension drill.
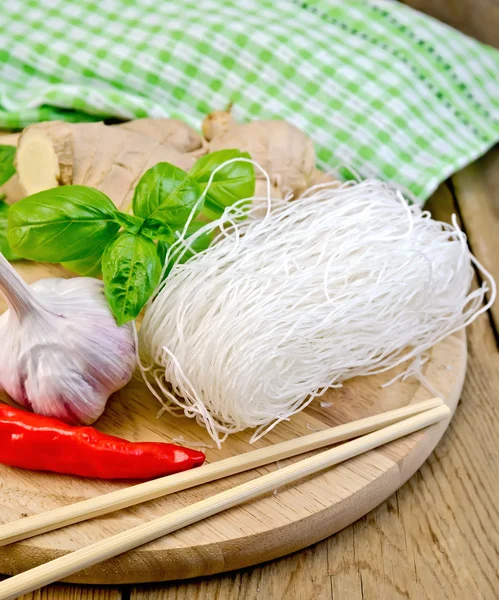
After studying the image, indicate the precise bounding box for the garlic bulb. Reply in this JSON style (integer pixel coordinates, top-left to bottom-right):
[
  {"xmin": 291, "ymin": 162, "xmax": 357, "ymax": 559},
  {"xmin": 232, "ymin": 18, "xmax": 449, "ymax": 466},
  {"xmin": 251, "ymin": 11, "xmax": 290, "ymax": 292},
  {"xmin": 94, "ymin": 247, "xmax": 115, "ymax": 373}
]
[{"xmin": 0, "ymin": 253, "xmax": 136, "ymax": 424}]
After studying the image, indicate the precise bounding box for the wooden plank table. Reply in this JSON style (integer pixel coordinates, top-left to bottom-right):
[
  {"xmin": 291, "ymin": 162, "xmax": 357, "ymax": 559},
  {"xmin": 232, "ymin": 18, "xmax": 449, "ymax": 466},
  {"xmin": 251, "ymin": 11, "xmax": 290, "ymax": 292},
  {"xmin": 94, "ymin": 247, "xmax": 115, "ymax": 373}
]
[
  {"xmin": 13, "ymin": 146, "xmax": 494, "ymax": 600},
  {"xmin": 4, "ymin": 4, "xmax": 499, "ymax": 599}
]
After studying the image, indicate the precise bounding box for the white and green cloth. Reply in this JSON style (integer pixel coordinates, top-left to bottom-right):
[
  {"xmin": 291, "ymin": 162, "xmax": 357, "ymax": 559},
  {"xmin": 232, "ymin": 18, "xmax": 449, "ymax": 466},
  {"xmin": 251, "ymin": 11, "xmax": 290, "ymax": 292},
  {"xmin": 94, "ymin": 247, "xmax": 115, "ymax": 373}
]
[{"xmin": 1, "ymin": 0, "xmax": 499, "ymax": 202}]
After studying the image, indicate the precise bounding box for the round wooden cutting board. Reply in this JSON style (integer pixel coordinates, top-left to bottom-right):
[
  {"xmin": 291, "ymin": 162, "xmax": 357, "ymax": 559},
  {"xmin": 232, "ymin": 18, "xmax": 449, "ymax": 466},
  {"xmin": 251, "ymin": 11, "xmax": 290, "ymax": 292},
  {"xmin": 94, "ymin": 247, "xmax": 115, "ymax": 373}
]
[{"xmin": 0, "ymin": 262, "xmax": 467, "ymax": 584}]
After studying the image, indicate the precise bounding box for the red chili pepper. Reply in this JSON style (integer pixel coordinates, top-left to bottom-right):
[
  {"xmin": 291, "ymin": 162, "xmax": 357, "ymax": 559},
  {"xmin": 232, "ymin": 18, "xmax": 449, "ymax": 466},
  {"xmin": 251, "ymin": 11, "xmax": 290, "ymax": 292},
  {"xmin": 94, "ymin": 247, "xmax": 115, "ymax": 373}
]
[{"xmin": 0, "ymin": 404, "xmax": 205, "ymax": 480}]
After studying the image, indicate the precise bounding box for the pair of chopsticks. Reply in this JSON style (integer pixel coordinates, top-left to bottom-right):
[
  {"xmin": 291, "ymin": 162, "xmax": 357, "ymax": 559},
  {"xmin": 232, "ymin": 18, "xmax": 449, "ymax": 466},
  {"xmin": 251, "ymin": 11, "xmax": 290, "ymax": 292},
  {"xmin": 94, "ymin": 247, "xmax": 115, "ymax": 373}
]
[{"xmin": 0, "ymin": 397, "xmax": 450, "ymax": 600}]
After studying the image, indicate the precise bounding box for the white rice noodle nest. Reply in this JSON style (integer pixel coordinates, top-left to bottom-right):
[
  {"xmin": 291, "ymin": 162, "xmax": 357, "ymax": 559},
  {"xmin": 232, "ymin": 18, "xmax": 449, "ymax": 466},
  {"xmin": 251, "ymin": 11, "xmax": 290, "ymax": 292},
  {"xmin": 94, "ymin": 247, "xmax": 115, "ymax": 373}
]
[{"xmin": 139, "ymin": 173, "xmax": 495, "ymax": 447}]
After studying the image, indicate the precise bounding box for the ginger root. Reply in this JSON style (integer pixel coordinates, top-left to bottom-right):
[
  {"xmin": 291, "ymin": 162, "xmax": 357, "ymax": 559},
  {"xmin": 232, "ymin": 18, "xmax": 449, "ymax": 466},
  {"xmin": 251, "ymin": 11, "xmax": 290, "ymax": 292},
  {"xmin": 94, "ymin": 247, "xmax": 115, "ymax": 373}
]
[
  {"xmin": 202, "ymin": 109, "xmax": 235, "ymax": 141},
  {"xmin": 11, "ymin": 111, "xmax": 329, "ymax": 213},
  {"xmin": 15, "ymin": 121, "xmax": 199, "ymax": 211},
  {"xmin": 251, "ymin": 179, "xmax": 285, "ymax": 217},
  {"xmin": 202, "ymin": 109, "xmax": 316, "ymax": 197},
  {"xmin": 15, "ymin": 122, "xmax": 73, "ymax": 194},
  {"xmin": 310, "ymin": 168, "xmax": 338, "ymax": 187},
  {"xmin": 254, "ymin": 179, "xmax": 283, "ymax": 200},
  {"xmin": 118, "ymin": 118, "xmax": 203, "ymax": 153}
]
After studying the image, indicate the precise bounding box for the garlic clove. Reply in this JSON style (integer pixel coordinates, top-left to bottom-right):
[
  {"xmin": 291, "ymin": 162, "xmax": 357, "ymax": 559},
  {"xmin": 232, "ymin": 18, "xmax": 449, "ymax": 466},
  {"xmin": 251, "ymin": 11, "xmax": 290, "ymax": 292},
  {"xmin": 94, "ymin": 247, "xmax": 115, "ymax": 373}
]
[{"xmin": 0, "ymin": 255, "xmax": 136, "ymax": 424}]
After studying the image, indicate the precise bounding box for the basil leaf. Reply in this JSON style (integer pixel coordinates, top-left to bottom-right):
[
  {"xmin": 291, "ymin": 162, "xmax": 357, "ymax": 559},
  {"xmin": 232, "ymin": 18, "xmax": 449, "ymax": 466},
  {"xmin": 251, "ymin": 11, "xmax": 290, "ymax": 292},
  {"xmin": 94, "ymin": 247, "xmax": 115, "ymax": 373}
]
[
  {"xmin": 0, "ymin": 145, "xmax": 16, "ymax": 187},
  {"xmin": 161, "ymin": 222, "xmax": 213, "ymax": 277},
  {"xmin": 132, "ymin": 163, "xmax": 202, "ymax": 228},
  {"xmin": 8, "ymin": 186, "xmax": 120, "ymax": 262},
  {"xmin": 62, "ymin": 253, "xmax": 102, "ymax": 277},
  {"xmin": 178, "ymin": 222, "xmax": 213, "ymax": 258},
  {"xmin": 102, "ymin": 231, "xmax": 161, "ymax": 325},
  {"xmin": 189, "ymin": 149, "xmax": 255, "ymax": 218},
  {"xmin": 114, "ymin": 212, "xmax": 145, "ymax": 235},
  {"xmin": 157, "ymin": 240, "xmax": 168, "ymax": 264},
  {"xmin": 141, "ymin": 217, "xmax": 175, "ymax": 243},
  {"xmin": 0, "ymin": 200, "xmax": 20, "ymax": 261}
]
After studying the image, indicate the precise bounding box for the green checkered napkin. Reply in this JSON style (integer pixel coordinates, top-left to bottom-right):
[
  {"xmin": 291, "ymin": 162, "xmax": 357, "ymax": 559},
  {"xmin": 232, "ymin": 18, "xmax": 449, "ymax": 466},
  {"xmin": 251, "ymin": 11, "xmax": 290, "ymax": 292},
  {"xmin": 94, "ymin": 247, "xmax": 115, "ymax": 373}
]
[{"xmin": 1, "ymin": 0, "xmax": 499, "ymax": 202}]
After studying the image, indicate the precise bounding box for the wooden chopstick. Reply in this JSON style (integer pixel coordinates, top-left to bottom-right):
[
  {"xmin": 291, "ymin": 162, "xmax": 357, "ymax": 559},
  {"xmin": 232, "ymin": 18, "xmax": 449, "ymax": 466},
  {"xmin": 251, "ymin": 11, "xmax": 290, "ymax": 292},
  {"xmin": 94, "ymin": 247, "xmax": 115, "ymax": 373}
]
[
  {"xmin": 0, "ymin": 397, "xmax": 443, "ymax": 547},
  {"xmin": 0, "ymin": 403, "xmax": 451, "ymax": 600}
]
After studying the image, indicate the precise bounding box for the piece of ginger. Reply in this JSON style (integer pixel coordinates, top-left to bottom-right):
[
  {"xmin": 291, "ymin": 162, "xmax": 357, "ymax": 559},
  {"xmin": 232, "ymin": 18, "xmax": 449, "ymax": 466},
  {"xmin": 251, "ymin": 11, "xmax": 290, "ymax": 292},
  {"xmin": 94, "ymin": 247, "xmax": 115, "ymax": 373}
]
[
  {"xmin": 16, "ymin": 121, "xmax": 73, "ymax": 195},
  {"xmin": 118, "ymin": 118, "xmax": 204, "ymax": 153},
  {"xmin": 202, "ymin": 109, "xmax": 316, "ymax": 197},
  {"xmin": 15, "ymin": 121, "xmax": 202, "ymax": 211},
  {"xmin": 11, "ymin": 113, "xmax": 331, "ymax": 214},
  {"xmin": 310, "ymin": 168, "xmax": 339, "ymax": 188}
]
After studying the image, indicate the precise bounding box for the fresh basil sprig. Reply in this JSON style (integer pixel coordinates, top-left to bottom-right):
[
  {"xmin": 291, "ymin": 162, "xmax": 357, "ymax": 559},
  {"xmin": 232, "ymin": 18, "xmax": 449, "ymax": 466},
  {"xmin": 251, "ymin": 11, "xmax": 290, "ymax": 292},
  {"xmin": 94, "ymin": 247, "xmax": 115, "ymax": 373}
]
[
  {"xmin": 62, "ymin": 253, "xmax": 103, "ymax": 277},
  {"xmin": 113, "ymin": 212, "xmax": 145, "ymax": 236},
  {"xmin": 0, "ymin": 145, "xmax": 16, "ymax": 188},
  {"xmin": 133, "ymin": 163, "xmax": 202, "ymax": 227},
  {"xmin": 190, "ymin": 149, "xmax": 255, "ymax": 219},
  {"xmin": 0, "ymin": 199, "xmax": 20, "ymax": 261},
  {"xmin": 159, "ymin": 222, "xmax": 214, "ymax": 278},
  {"xmin": 7, "ymin": 149, "xmax": 255, "ymax": 323},
  {"xmin": 8, "ymin": 186, "xmax": 120, "ymax": 262},
  {"xmin": 0, "ymin": 146, "xmax": 17, "ymax": 257},
  {"xmin": 102, "ymin": 232, "xmax": 161, "ymax": 326}
]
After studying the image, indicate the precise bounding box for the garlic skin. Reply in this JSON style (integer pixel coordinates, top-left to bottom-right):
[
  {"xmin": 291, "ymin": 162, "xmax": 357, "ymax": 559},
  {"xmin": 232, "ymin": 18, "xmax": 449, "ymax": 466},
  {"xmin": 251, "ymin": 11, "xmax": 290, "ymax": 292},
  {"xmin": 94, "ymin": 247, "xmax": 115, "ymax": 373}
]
[{"xmin": 0, "ymin": 255, "xmax": 136, "ymax": 425}]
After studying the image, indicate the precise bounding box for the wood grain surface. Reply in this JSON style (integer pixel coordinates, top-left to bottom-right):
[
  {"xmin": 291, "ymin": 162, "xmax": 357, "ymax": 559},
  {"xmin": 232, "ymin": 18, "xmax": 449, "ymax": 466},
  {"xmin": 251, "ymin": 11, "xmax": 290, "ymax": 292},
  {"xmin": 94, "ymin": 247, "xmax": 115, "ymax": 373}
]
[
  {"xmin": 401, "ymin": 0, "xmax": 499, "ymax": 48},
  {"xmin": 0, "ymin": 257, "xmax": 465, "ymax": 587},
  {"xmin": 5, "ymin": 177, "xmax": 498, "ymax": 600},
  {"xmin": 4, "ymin": 3, "xmax": 499, "ymax": 598},
  {"xmin": 7, "ymin": 170, "xmax": 498, "ymax": 598},
  {"xmin": 5, "ymin": 138, "xmax": 499, "ymax": 600},
  {"xmin": 127, "ymin": 176, "xmax": 499, "ymax": 600}
]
